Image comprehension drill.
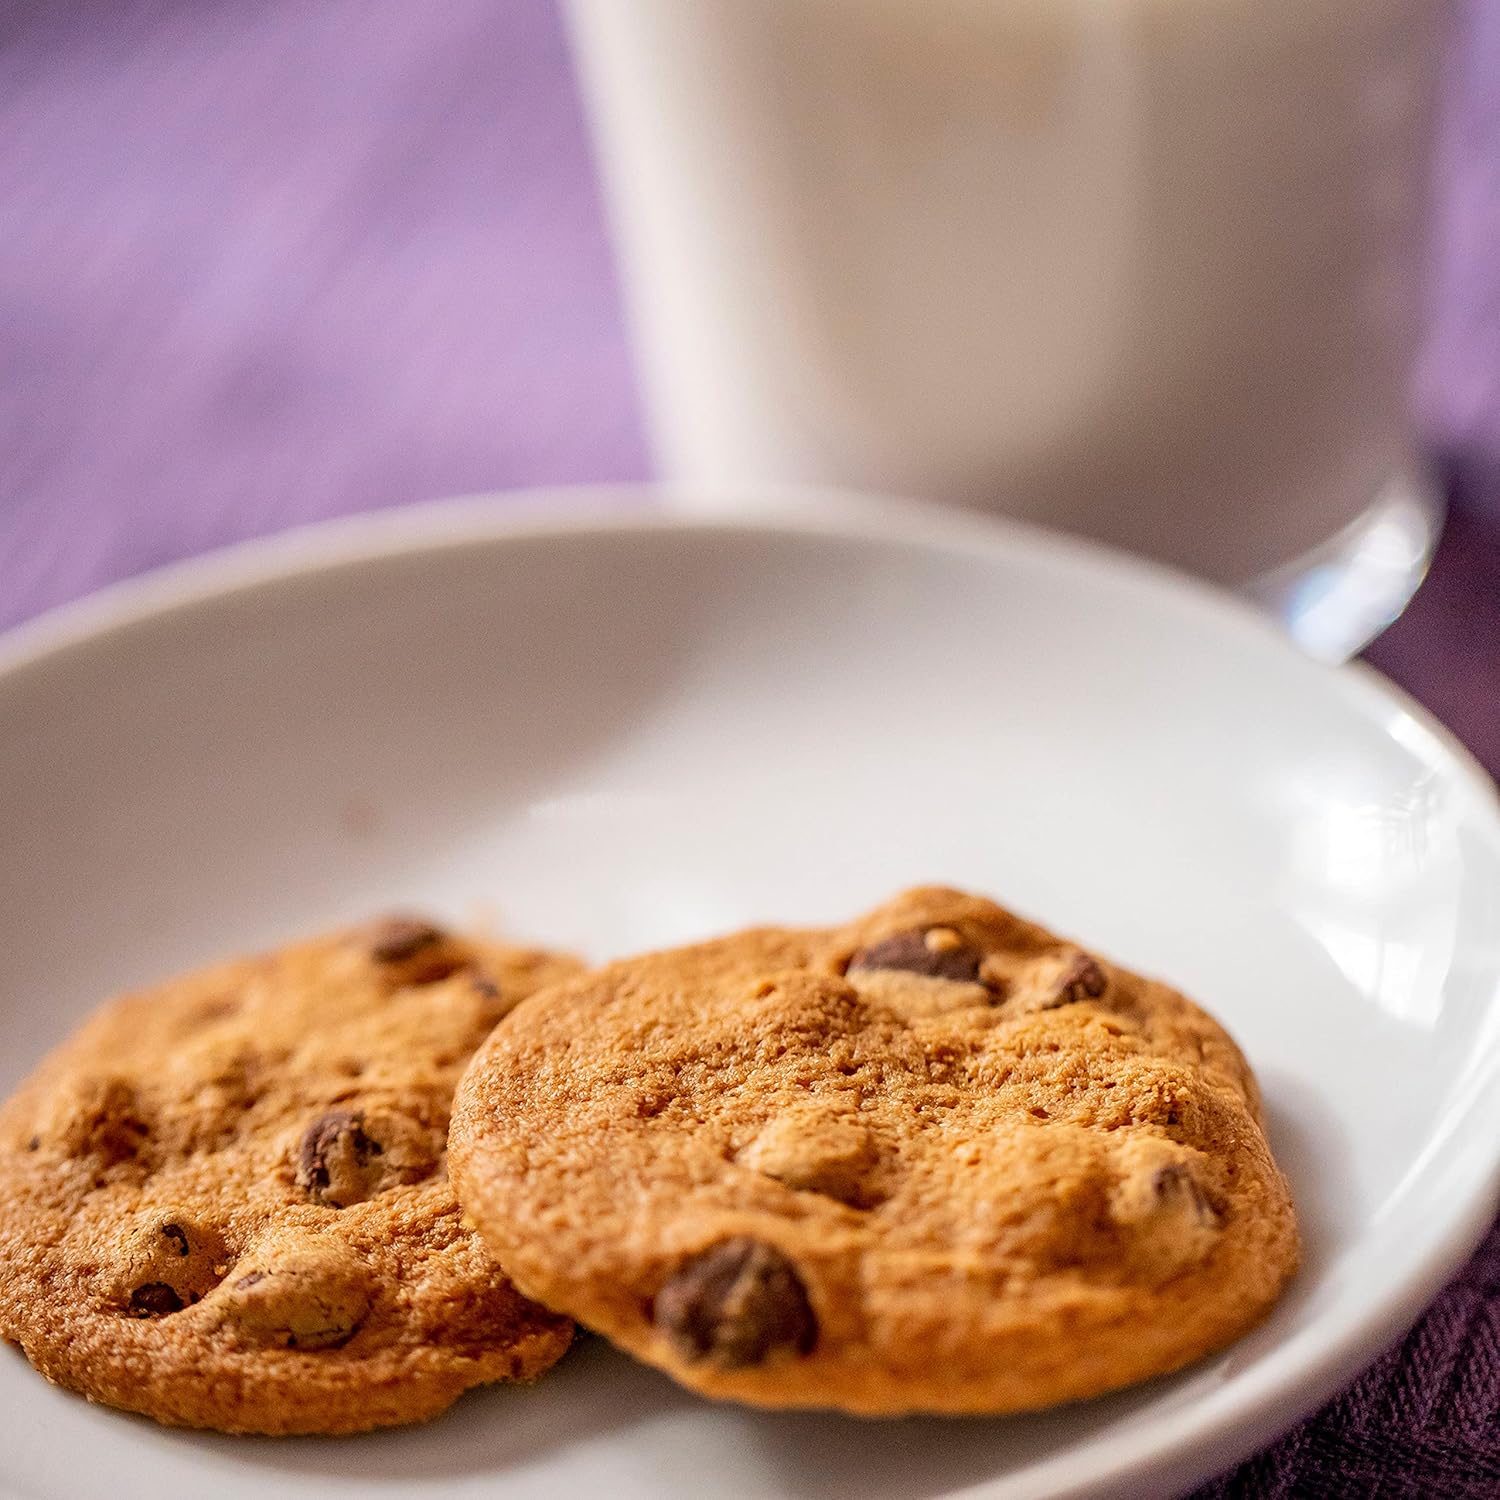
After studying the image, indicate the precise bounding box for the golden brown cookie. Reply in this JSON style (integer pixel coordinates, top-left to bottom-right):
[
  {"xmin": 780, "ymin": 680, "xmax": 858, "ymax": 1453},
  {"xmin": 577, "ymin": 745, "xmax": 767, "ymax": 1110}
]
[
  {"xmin": 450, "ymin": 887, "xmax": 1298, "ymax": 1415},
  {"xmin": 0, "ymin": 917, "xmax": 580, "ymax": 1434}
]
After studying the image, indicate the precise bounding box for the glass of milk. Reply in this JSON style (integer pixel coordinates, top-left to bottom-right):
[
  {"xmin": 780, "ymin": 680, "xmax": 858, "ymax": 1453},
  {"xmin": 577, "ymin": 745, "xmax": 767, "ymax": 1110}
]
[{"xmin": 566, "ymin": 0, "xmax": 1449, "ymax": 660}]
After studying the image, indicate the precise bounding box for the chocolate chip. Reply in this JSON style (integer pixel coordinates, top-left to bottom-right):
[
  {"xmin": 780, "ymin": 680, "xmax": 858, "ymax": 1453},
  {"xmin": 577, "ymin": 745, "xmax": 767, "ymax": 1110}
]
[
  {"xmin": 739, "ymin": 1111, "xmax": 882, "ymax": 1207},
  {"xmin": 654, "ymin": 1238, "xmax": 817, "ymax": 1368},
  {"xmin": 296, "ymin": 1111, "xmax": 383, "ymax": 1207},
  {"xmin": 847, "ymin": 930, "xmax": 984, "ymax": 984},
  {"xmin": 1048, "ymin": 951, "xmax": 1108, "ymax": 1007},
  {"xmin": 108, "ymin": 1213, "xmax": 228, "ymax": 1311},
  {"xmin": 129, "ymin": 1282, "xmax": 184, "ymax": 1317},
  {"xmin": 1153, "ymin": 1164, "xmax": 1220, "ymax": 1227},
  {"xmin": 1110, "ymin": 1152, "xmax": 1222, "ymax": 1282},
  {"xmin": 25, "ymin": 1136, "xmax": 39, "ymax": 1152},
  {"xmin": 359, "ymin": 915, "xmax": 468, "ymax": 983},
  {"xmin": 213, "ymin": 1238, "xmax": 373, "ymax": 1349},
  {"xmin": 468, "ymin": 970, "xmax": 511, "ymax": 1022},
  {"xmin": 364, "ymin": 916, "xmax": 444, "ymax": 963}
]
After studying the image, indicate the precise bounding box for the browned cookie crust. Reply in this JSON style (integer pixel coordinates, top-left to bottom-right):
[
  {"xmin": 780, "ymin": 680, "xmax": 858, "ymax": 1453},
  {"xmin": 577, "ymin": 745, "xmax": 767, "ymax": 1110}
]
[
  {"xmin": 0, "ymin": 918, "xmax": 580, "ymax": 1434},
  {"xmin": 450, "ymin": 887, "xmax": 1298, "ymax": 1415}
]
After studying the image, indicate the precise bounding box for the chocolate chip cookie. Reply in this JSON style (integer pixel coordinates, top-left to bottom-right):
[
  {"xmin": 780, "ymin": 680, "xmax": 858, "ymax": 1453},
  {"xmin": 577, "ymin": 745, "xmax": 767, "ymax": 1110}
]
[
  {"xmin": 0, "ymin": 918, "xmax": 580, "ymax": 1433},
  {"xmin": 449, "ymin": 887, "xmax": 1298, "ymax": 1415}
]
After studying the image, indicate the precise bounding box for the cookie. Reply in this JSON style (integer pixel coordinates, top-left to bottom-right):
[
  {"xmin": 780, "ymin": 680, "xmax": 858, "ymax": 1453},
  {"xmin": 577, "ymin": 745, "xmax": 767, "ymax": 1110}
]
[
  {"xmin": 449, "ymin": 887, "xmax": 1298, "ymax": 1415},
  {"xmin": 0, "ymin": 917, "xmax": 581, "ymax": 1434}
]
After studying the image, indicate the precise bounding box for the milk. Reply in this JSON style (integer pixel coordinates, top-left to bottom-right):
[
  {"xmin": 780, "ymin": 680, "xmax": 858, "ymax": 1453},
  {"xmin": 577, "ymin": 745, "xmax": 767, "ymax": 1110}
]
[{"xmin": 567, "ymin": 0, "xmax": 1445, "ymax": 588}]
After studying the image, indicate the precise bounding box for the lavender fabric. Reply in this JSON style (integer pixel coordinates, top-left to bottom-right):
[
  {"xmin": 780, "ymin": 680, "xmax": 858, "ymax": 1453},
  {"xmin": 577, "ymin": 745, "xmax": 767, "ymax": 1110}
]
[{"xmin": 0, "ymin": 2, "xmax": 1496, "ymax": 1493}]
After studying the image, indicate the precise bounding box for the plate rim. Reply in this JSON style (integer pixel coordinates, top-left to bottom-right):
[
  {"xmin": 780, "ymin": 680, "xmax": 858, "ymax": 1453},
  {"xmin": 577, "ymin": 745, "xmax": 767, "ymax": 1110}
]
[
  {"xmin": 2, "ymin": 484, "xmax": 1495, "ymax": 820},
  {"xmin": 1, "ymin": 485, "xmax": 1498, "ymax": 1500}
]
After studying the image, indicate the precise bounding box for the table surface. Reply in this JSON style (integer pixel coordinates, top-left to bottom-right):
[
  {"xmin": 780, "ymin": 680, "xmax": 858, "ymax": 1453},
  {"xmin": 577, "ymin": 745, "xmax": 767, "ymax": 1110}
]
[{"xmin": 2, "ymin": 2, "xmax": 1497, "ymax": 1495}]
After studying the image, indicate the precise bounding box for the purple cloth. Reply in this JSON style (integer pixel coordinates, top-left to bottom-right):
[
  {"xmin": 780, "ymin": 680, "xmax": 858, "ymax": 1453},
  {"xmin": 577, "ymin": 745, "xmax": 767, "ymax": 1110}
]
[
  {"xmin": 0, "ymin": 2, "xmax": 1496, "ymax": 1493},
  {"xmin": 1420, "ymin": 0, "xmax": 1500, "ymax": 504},
  {"xmin": 0, "ymin": 0, "xmax": 646, "ymax": 633}
]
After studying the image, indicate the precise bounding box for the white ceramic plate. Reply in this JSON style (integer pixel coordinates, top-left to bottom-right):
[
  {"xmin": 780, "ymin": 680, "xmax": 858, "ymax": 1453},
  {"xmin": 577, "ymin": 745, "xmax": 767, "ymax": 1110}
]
[{"xmin": 2, "ymin": 494, "xmax": 1498, "ymax": 1500}]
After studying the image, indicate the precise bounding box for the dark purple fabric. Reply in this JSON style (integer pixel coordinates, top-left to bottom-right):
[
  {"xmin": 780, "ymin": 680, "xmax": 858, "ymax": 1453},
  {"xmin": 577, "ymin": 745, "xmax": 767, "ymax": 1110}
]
[
  {"xmin": 1420, "ymin": 0, "xmax": 1500, "ymax": 500},
  {"xmin": 0, "ymin": 2, "xmax": 1496, "ymax": 1493}
]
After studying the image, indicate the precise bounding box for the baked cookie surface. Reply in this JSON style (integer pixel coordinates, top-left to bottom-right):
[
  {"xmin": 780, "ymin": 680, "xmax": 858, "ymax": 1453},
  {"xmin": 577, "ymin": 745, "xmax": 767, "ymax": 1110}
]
[
  {"xmin": 450, "ymin": 887, "xmax": 1298, "ymax": 1415},
  {"xmin": 0, "ymin": 918, "xmax": 579, "ymax": 1434}
]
